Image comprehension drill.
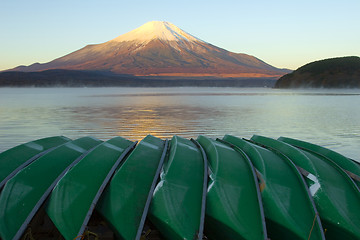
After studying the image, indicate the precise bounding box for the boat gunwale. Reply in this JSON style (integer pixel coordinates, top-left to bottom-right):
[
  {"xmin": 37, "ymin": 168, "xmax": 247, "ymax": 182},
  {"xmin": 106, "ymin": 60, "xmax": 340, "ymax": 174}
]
[
  {"xmin": 191, "ymin": 138, "xmax": 208, "ymax": 240},
  {"xmin": 12, "ymin": 142, "xmax": 100, "ymax": 240},
  {"xmin": 224, "ymin": 135, "xmax": 325, "ymax": 240},
  {"xmin": 279, "ymin": 136, "xmax": 360, "ymax": 171},
  {"xmin": 198, "ymin": 135, "xmax": 267, "ymax": 239},
  {"xmin": 76, "ymin": 140, "xmax": 138, "ymax": 238},
  {"xmin": 350, "ymin": 158, "xmax": 360, "ymax": 166},
  {"xmin": 135, "ymin": 139, "xmax": 169, "ymax": 240},
  {"xmin": 291, "ymin": 147, "xmax": 360, "ymax": 237},
  {"xmin": 247, "ymin": 136, "xmax": 324, "ymax": 202},
  {"xmin": 0, "ymin": 147, "xmax": 57, "ymax": 190},
  {"xmin": 217, "ymin": 137, "xmax": 268, "ymax": 240},
  {"xmin": 278, "ymin": 138, "xmax": 360, "ymax": 190},
  {"xmin": 248, "ymin": 136, "xmax": 325, "ymax": 240},
  {"xmin": 303, "ymin": 148, "xmax": 360, "ymax": 192},
  {"xmin": 0, "ymin": 137, "xmax": 72, "ymax": 189}
]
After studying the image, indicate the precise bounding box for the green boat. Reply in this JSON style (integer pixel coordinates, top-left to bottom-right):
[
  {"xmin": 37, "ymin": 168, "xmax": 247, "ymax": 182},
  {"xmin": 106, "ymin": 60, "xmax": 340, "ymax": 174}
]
[
  {"xmin": 0, "ymin": 134, "xmax": 359, "ymax": 239},
  {"xmin": 45, "ymin": 137, "xmax": 136, "ymax": 240},
  {"xmin": 96, "ymin": 135, "xmax": 168, "ymax": 240},
  {"xmin": 278, "ymin": 136, "xmax": 360, "ymax": 188},
  {"xmin": 223, "ymin": 135, "xmax": 324, "ymax": 240},
  {"xmin": 148, "ymin": 136, "xmax": 206, "ymax": 240},
  {"xmin": 197, "ymin": 135, "xmax": 267, "ymax": 240},
  {"xmin": 251, "ymin": 135, "xmax": 360, "ymax": 239},
  {"xmin": 0, "ymin": 136, "xmax": 71, "ymax": 189},
  {"xmin": 0, "ymin": 137, "xmax": 102, "ymax": 240}
]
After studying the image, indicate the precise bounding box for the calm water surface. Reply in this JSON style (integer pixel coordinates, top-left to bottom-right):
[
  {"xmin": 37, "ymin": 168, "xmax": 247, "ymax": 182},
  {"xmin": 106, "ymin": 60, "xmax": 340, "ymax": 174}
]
[{"xmin": 0, "ymin": 87, "xmax": 359, "ymax": 162}]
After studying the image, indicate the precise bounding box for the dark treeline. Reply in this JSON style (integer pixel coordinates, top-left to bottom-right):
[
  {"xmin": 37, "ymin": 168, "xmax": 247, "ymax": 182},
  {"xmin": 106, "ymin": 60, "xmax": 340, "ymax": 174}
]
[{"xmin": 0, "ymin": 70, "xmax": 277, "ymax": 87}]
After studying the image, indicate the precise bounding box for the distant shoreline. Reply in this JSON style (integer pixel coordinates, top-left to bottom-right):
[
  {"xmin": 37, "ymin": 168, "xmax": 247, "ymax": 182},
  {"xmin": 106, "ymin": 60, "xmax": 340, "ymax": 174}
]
[{"xmin": 0, "ymin": 70, "xmax": 278, "ymax": 88}]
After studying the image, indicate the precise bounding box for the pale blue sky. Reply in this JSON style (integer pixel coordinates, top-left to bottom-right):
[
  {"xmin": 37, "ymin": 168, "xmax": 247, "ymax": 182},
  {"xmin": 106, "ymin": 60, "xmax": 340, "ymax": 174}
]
[{"xmin": 1, "ymin": 0, "xmax": 359, "ymax": 71}]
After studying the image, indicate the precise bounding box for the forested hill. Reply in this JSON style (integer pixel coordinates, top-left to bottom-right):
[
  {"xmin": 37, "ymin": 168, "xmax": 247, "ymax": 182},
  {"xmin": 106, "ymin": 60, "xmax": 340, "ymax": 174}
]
[{"xmin": 275, "ymin": 56, "xmax": 360, "ymax": 88}]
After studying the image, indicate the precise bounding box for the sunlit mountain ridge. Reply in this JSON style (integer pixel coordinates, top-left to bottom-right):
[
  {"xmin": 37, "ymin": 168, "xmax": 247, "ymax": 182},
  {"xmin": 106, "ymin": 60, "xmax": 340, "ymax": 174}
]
[{"xmin": 9, "ymin": 21, "xmax": 288, "ymax": 78}]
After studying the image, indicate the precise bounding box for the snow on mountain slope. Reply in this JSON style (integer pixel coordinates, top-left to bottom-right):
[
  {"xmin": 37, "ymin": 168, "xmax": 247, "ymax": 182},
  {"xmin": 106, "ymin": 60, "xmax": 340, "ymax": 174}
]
[{"xmin": 111, "ymin": 21, "xmax": 202, "ymax": 43}]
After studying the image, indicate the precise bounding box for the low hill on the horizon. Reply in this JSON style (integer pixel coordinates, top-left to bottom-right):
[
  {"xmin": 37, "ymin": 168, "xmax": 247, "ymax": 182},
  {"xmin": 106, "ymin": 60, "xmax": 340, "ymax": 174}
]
[{"xmin": 275, "ymin": 56, "xmax": 360, "ymax": 88}]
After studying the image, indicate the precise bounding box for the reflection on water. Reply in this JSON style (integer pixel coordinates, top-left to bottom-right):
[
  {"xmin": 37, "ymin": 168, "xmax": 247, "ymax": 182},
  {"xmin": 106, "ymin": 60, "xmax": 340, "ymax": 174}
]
[
  {"xmin": 61, "ymin": 105, "xmax": 224, "ymax": 140},
  {"xmin": 0, "ymin": 87, "xmax": 359, "ymax": 162}
]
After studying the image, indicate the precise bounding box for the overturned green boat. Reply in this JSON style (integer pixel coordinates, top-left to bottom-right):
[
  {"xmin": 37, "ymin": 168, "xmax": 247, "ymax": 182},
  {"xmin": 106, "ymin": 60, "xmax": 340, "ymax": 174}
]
[
  {"xmin": 0, "ymin": 136, "xmax": 70, "ymax": 189},
  {"xmin": 45, "ymin": 137, "xmax": 136, "ymax": 240},
  {"xmin": 223, "ymin": 135, "xmax": 324, "ymax": 240},
  {"xmin": 148, "ymin": 136, "xmax": 207, "ymax": 240},
  {"xmin": 251, "ymin": 135, "xmax": 360, "ymax": 239},
  {"xmin": 198, "ymin": 135, "xmax": 267, "ymax": 240},
  {"xmin": 0, "ymin": 134, "xmax": 359, "ymax": 240},
  {"xmin": 0, "ymin": 137, "xmax": 102, "ymax": 240},
  {"xmin": 96, "ymin": 135, "xmax": 168, "ymax": 240},
  {"xmin": 278, "ymin": 136, "xmax": 360, "ymax": 188}
]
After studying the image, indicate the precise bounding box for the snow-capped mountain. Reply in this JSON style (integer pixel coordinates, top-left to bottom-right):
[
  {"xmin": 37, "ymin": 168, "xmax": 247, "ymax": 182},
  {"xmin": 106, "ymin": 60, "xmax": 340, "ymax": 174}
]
[
  {"xmin": 111, "ymin": 21, "xmax": 202, "ymax": 44},
  {"xmin": 11, "ymin": 21, "xmax": 287, "ymax": 77}
]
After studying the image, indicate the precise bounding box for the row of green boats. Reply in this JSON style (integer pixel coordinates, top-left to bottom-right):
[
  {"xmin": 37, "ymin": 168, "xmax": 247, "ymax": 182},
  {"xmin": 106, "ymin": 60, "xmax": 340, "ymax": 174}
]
[{"xmin": 0, "ymin": 134, "xmax": 359, "ymax": 240}]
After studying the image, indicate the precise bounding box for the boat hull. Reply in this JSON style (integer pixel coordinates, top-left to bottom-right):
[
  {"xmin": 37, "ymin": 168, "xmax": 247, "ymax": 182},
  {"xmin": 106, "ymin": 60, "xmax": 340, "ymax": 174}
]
[
  {"xmin": 197, "ymin": 135, "xmax": 267, "ymax": 240},
  {"xmin": 0, "ymin": 136, "xmax": 70, "ymax": 189},
  {"xmin": 278, "ymin": 136, "xmax": 360, "ymax": 188},
  {"xmin": 0, "ymin": 137, "xmax": 102, "ymax": 240},
  {"xmin": 251, "ymin": 135, "xmax": 360, "ymax": 239},
  {"xmin": 96, "ymin": 135, "xmax": 167, "ymax": 240},
  {"xmin": 45, "ymin": 137, "xmax": 135, "ymax": 240},
  {"xmin": 223, "ymin": 135, "xmax": 323, "ymax": 240},
  {"xmin": 0, "ymin": 134, "xmax": 358, "ymax": 239},
  {"xmin": 148, "ymin": 136, "xmax": 205, "ymax": 240}
]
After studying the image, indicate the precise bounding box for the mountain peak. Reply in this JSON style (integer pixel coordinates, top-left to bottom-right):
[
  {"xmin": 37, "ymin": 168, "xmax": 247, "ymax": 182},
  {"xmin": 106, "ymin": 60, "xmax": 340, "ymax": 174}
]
[
  {"xmin": 7, "ymin": 21, "xmax": 288, "ymax": 78},
  {"xmin": 110, "ymin": 21, "xmax": 202, "ymax": 43}
]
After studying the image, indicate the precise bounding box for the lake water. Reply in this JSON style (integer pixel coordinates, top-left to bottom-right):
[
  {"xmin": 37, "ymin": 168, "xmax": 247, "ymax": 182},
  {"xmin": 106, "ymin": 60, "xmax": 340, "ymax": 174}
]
[{"xmin": 0, "ymin": 87, "xmax": 359, "ymax": 162}]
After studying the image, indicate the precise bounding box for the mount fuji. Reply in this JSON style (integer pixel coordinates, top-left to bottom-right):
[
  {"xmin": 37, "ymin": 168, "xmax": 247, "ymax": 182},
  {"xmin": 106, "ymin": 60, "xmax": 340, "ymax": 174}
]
[{"xmin": 9, "ymin": 21, "xmax": 287, "ymax": 78}]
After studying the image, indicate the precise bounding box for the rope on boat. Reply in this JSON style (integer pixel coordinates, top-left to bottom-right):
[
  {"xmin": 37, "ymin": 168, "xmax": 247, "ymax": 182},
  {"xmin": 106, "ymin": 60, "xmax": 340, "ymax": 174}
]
[
  {"xmin": 73, "ymin": 235, "xmax": 84, "ymax": 240},
  {"xmin": 344, "ymin": 170, "xmax": 360, "ymax": 183},
  {"xmin": 73, "ymin": 230, "xmax": 99, "ymax": 240},
  {"xmin": 255, "ymin": 170, "xmax": 266, "ymax": 192},
  {"xmin": 22, "ymin": 228, "xmax": 35, "ymax": 240},
  {"xmin": 307, "ymin": 212, "xmax": 318, "ymax": 240},
  {"xmin": 140, "ymin": 229, "xmax": 151, "ymax": 240}
]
